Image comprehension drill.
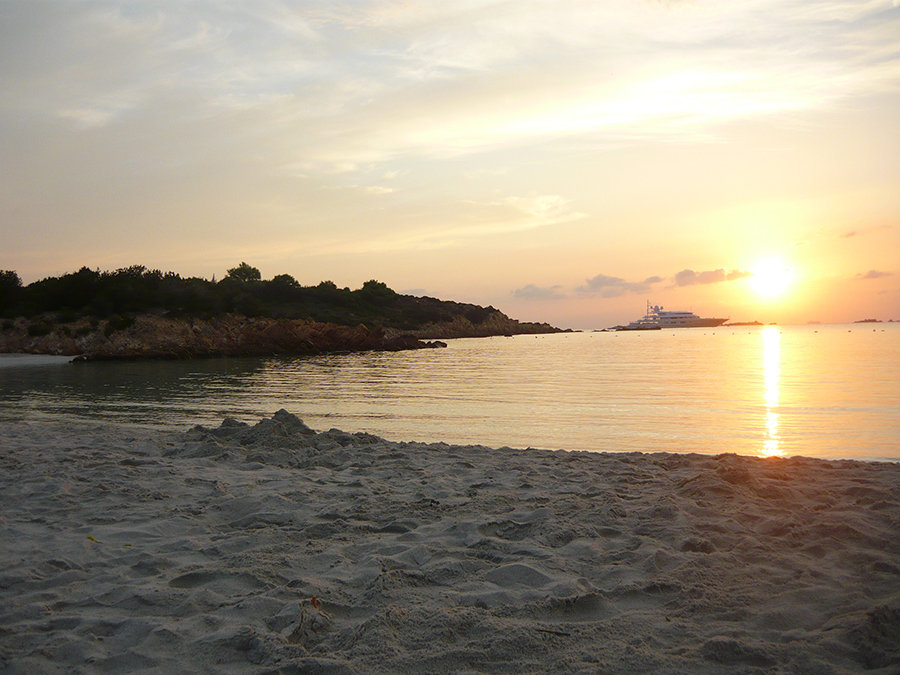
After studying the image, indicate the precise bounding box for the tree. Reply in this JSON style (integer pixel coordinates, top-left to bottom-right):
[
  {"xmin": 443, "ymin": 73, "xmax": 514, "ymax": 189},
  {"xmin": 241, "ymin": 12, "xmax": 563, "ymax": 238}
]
[
  {"xmin": 272, "ymin": 273, "xmax": 300, "ymax": 287},
  {"xmin": 0, "ymin": 270, "xmax": 23, "ymax": 316},
  {"xmin": 358, "ymin": 279, "xmax": 396, "ymax": 302},
  {"xmin": 225, "ymin": 262, "xmax": 261, "ymax": 283}
]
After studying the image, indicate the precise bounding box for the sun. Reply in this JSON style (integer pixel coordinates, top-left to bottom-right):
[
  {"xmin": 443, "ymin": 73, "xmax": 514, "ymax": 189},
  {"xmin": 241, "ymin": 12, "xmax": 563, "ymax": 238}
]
[{"xmin": 749, "ymin": 258, "xmax": 793, "ymax": 297}]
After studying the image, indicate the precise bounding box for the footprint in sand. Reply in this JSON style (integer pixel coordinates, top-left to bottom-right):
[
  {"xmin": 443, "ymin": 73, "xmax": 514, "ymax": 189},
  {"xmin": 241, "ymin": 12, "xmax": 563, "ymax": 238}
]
[{"xmin": 167, "ymin": 570, "xmax": 271, "ymax": 594}]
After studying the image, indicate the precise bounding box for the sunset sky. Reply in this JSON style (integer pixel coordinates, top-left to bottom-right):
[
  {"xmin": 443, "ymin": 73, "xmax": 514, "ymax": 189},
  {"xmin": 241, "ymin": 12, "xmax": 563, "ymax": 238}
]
[{"xmin": 2, "ymin": 1, "xmax": 898, "ymax": 328}]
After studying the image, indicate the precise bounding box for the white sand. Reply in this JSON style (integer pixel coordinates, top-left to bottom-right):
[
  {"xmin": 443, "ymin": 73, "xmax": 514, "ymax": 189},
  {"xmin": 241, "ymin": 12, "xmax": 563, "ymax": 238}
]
[{"xmin": 1, "ymin": 410, "xmax": 899, "ymax": 674}]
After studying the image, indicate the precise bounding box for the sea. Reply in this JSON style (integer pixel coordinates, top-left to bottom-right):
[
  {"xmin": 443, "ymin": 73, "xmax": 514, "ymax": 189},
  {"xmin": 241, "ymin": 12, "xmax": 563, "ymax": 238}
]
[{"xmin": 1, "ymin": 323, "xmax": 898, "ymax": 461}]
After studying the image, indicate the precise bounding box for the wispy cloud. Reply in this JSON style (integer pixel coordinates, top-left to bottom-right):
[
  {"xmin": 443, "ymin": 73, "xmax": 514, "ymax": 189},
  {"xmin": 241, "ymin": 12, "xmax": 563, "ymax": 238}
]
[
  {"xmin": 494, "ymin": 194, "xmax": 586, "ymax": 229},
  {"xmin": 512, "ymin": 284, "xmax": 566, "ymax": 300},
  {"xmin": 362, "ymin": 185, "xmax": 394, "ymax": 195},
  {"xmin": 857, "ymin": 270, "xmax": 893, "ymax": 280},
  {"xmin": 8, "ymin": 1, "xmax": 896, "ymax": 157},
  {"xmin": 577, "ymin": 274, "xmax": 662, "ymax": 297},
  {"xmin": 674, "ymin": 268, "xmax": 751, "ymax": 286},
  {"xmin": 56, "ymin": 91, "xmax": 145, "ymax": 128},
  {"xmin": 289, "ymin": 192, "xmax": 584, "ymax": 256},
  {"xmin": 576, "ymin": 268, "xmax": 749, "ymax": 296}
]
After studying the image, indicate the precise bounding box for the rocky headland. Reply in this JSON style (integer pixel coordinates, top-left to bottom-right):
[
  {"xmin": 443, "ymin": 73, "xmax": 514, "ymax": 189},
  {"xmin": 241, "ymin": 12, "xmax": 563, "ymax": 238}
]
[
  {"xmin": 394, "ymin": 312, "xmax": 563, "ymax": 340},
  {"xmin": 0, "ymin": 314, "xmax": 448, "ymax": 361},
  {"xmin": 0, "ymin": 265, "xmax": 566, "ymax": 360},
  {"xmin": 0, "ymin": 310, "xmax": 562, "ymax": 361}
]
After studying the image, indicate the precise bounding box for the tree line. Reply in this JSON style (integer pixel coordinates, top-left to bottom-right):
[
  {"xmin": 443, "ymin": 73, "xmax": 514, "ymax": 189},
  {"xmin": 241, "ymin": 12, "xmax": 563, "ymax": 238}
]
[{"xmin": 0, "ymin": 263, "xmax": 496, "ymax": 331}]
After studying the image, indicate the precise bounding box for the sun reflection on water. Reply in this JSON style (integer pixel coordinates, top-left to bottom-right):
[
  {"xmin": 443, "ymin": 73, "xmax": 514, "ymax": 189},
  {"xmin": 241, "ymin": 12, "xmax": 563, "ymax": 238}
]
[{"xmin": 761, "ymin": 326, "xmax": 782, "ymax": 457}]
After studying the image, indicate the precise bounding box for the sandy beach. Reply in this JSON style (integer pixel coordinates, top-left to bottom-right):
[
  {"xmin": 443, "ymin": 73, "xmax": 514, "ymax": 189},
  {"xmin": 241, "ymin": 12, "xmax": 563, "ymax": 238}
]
[{"xmin": 1, "ymin": 410, "xmax": 898, "ymax": 674}]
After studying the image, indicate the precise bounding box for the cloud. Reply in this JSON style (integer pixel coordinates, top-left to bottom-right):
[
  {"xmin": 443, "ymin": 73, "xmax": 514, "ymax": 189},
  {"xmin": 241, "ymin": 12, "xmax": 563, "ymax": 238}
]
[
  {"xmin": 512, "ymin": 284, "xmax": 565, "ymax": 300},
  {"xmin": 675, "ymin": 269, "xmax": 723, "ymax": 286},
  {"xmin": 674, "ymin": 268, "xmax": 749, "ymax": 286},
  {"xmin": 576, "ymin": 269, "xmax": 747, "ymax": 296},
  {"xmin": 496, "ymin": 194, "xmax": 586, "ymax": 229},
  {"xmin": 2, "ymin": 0, "xmax": 898, "ymax": 307},
  {"xmin": 5, "ymin": 1, "xmax": 899, "ymax": 167},
  {"xmin": 57, "ymin": 90, "xmax": 146, "ymax": 128},
  {"xmin": 38, "ymin": 1, "xmax": 881, "ymax": 164},
  {"xmin": 857, "ymin": 270, "xmax": 892, "ymax": 280},
  {"xmin": 397, "ymin": 193, "xmax": 586, "ymax": 246},
  {"xmin": 577, "ymin": 273, "xmax": 661, "ymax": 297},
  {"xmin": 288, "ymin": 190, "xmax": 585, "ymax": 257}
]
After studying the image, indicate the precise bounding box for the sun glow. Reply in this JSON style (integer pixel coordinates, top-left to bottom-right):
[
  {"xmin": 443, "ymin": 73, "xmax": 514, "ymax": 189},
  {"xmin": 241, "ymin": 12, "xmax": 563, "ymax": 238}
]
[{"xmin": 750, "ymin": 258, "xmax": 793, "ymax": 297}]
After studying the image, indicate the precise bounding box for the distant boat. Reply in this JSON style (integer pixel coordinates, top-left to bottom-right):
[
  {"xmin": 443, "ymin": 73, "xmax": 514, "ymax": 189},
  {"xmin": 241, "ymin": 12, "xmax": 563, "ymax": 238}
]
[{"xmin": 620, "ymin": 302, "xmax": 729, "ymax": 330}]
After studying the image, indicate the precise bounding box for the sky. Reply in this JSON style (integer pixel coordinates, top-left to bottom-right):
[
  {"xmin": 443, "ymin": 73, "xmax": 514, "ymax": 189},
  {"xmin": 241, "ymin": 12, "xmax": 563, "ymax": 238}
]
[{"xmin": 1, "ymin": 1, "xmax": 899, "ymax": 328}]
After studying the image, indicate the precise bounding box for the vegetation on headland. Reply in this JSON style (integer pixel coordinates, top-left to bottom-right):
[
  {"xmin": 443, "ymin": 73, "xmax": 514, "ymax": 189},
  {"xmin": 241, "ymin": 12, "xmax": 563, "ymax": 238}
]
[{"xmin": 0, "ymin": 264, "xmax": 563, "ymax": 359}]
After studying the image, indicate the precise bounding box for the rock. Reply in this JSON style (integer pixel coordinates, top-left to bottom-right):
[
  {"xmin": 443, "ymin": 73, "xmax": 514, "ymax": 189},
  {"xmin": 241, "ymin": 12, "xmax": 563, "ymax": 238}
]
[
  {"xmin": 390, "ymin": 311, "xmax": 565, "ymax": 340},
  {"xmin": 0, "ymin": 314, "xmax": 446, "ymax": 361}
]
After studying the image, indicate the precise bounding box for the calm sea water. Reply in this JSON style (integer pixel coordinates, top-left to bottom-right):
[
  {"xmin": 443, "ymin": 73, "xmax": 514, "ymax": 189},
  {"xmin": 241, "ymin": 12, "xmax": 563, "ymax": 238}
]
[{"xmin": 1, "ymin": 324, "xmax": 898, "ymax": 461}]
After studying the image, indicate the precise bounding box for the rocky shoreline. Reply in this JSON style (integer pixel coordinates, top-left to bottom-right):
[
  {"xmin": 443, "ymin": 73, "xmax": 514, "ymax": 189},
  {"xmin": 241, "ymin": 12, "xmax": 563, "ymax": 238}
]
[
  {"xmin": 0, "ymin": 311, "xmax": 563, "ymax": 361},
  {"xmin": 0, "ymin": 314, "xmax": 448, "ymax": 361},
  {"xmin": 397, "ymin": 312, "xmax": 564, "ymax": 340}
]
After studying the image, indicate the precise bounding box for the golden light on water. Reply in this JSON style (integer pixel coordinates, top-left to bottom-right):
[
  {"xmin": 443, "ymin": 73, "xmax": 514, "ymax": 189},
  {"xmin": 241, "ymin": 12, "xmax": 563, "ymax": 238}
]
[{"xmin": 761, "ymin": 326, "xmax": 782, "ymax": 457}]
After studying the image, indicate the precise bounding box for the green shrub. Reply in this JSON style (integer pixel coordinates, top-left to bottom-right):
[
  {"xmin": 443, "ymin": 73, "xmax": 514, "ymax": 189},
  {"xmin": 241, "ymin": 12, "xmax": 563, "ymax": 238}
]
[
  {"xmin": 104, "ymin": 314, "xmax": 135, "ymax": 336},
  {"xmin": 28, "ymin": 321, "xmax": 54, "ymax": 336},
  {"xmin": 56, "ymin": 309, "xmax": 80, "ymax": 324}
]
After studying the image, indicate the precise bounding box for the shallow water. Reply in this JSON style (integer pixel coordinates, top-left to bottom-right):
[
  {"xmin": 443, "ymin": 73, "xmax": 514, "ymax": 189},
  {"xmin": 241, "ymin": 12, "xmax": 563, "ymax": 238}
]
[{"xmin": 1, "ymin": 323, "xmax": 898, "ymax": 460}]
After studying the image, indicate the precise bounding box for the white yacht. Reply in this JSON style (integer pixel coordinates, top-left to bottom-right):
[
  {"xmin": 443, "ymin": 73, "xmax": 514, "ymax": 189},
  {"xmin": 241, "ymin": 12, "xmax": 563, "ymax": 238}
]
[{"xmin": 623, "ymin": 302, "xmax": 728, "ymax": 330}]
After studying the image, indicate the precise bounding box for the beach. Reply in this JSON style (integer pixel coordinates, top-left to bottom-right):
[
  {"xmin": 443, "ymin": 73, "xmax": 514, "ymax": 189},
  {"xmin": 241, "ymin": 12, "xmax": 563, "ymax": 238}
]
[{"xmin": 1, "ymin": 410, "xmax": 898, "ymax": 674}]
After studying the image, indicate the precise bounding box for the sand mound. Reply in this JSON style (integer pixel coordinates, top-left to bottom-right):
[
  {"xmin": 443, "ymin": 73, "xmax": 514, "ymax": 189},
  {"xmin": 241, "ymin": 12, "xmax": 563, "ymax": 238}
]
[{"xmin": 1, "ymin": 411, "xmax": 898, "ymax": 674}]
